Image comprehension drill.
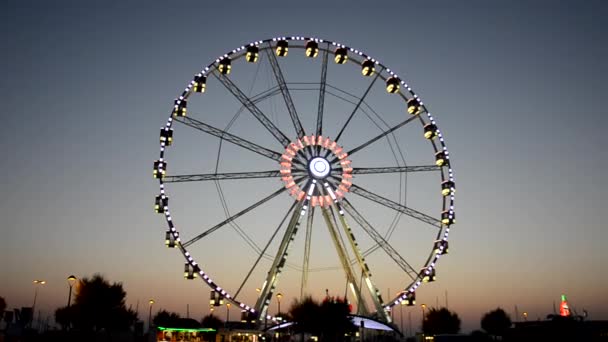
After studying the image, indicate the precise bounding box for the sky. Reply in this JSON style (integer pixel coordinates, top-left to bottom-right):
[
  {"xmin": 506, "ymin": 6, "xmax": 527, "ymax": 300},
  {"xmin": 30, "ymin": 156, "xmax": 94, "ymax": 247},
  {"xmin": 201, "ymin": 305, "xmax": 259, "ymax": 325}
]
[{"xmin": 1, "ymin": 0, "xmax": 607, "ymax": 334}]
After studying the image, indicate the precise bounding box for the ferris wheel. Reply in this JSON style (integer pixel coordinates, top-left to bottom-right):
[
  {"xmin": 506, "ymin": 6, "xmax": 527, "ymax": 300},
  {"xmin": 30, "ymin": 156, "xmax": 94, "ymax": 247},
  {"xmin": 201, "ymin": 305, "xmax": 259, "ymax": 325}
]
[{"xmin": 153, "ymin": 36, "xmax": 456, "ymax": 324}]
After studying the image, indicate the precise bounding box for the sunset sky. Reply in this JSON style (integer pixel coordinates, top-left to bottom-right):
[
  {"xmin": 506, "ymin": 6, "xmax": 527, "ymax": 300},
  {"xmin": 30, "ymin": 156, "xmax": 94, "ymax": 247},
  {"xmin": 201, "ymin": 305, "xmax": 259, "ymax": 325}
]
[{"xmin": 1, "ymin": 0, "xmax": 606, "ymax": 333}]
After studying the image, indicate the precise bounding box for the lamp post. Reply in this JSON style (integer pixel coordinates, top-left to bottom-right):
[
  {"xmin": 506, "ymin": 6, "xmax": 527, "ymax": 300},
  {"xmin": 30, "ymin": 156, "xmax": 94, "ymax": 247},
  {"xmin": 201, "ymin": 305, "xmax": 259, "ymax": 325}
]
[
  {"xmin": 276, "ymin": 293, "xmax": 282, "ymax": 316},
  {"xmin": 226, "ymin": 302, "xmax": 231, "ymax": 340},
  {"xmin": 32, "ymin": 280, "xmax": 46, "ymax": 309},
  {"xmin": 523, "ymin": 312, "xmax": 528, "ymax": 322},
  {"xmin": 148, "ymin": 299, "xmax": 155, "ymax": 332},
  {"xmin": 32, "ymin": 280, "xmax": 46, "ymax": 329},
  {"xmin": 276, "ymin": 293, "xmax": 283, "ymax": 341},
  {"xmin": 400, "ymin": 300, "xmax": 405, "ymax": 336},
  {"xmin": 67, "ymin": 275, "xmax": 77, "ymax": 307},
  {"xmin": 421, "ymin": 304, "xmax": 427, "ymax": 333}
]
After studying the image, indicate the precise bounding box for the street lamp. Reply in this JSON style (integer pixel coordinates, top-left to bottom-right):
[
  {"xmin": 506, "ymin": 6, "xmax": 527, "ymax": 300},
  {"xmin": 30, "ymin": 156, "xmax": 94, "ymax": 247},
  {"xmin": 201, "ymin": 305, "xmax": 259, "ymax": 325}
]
[
  {"xmin": 523, "ymin": 312, "xmax": 528, "ymax": 321},
  {"xmin": 148, "ymin": 299, "xmax": 155, "ymax": 332},
  {"xmin": 276, "ymin": 293, "xmax": 283, "ymax": 316},
  {"xmin": 400, "ymin": 299, "xmax": 406, "ymax": 336},
  {"xmin": 421, "ymin": 304, "xmax": 427, "ymax": 333},
  {"xmin": 276, "ymin": 293, "xmax": 283, "ymax": 341},
  {"xmin": 32, "ymin": 280, "xmax": 46, "ymax": 310},
  {"xmin": 226, "ymin": 302, "xmax": 231, "ymax": 339},
  {"xmin": 67, "ymin": 275, "xmax": 77, "ymax": 307},
  {"xmin": 32, "ymin": 280, "xmax": 46, "ymax": 329}
]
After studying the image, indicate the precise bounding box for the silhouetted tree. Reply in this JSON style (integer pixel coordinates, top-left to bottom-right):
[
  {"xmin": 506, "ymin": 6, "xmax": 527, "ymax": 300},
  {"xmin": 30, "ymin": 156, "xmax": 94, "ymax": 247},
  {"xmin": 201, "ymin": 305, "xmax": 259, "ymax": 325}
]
[
  {"xmin": 201, "ymin": 314, "xmax": 222, "ymax": 329},
  {"xmin": 55, "ymin": 305, "xmax": 75, "ymax": 330},
  {"xmin": 289, "ymin": 295, "xmax": 354, "ymax": 341},
  {"xmin": 153, "ymin": 310, "xmax": 181, "ymax": 327},
  {"xmin": 319, "ymin": 296, "xmax": 355, "ymax": 341},
  {"xmin": 422, "ymin": 307, "xmax": 461, "ymax": 335},
  {"xmin": 54, "ymin": 274, "xmax": 137, "ymax": 332},
  {"xmin": 201, "ymin": 314, "xmax": 222, "ymax": 341},
  {"xmin": 0, "ymin": 296, "xmax": 6, "ymax": 321},
  {"xmin": 481, "ymin": 308, "xmax": 511, "ymax": 338},
  {"xmin": 290, "ymin": 296, "xmax": 321, "ymax": 337}
]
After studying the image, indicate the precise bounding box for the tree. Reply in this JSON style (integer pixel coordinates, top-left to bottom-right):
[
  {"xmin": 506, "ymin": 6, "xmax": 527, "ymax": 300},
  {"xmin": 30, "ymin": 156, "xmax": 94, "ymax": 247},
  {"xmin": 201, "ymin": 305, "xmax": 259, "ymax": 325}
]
[
  {"xmin": 54, "ymin": 274, "xmax": 137, "ymax": 332},
  {"xmin": 0, "ymin": 296, "xmax": 6, "ymax": 321},
  {"xmin": 201, "ymin": 314, "xmax": 222, "ymax": 340},
  {"xmin": 153, "ymin": 310, "xmax": 181, "ymax": 327},
  {"xmin": 422, "ymin": 307, "xmax": 461, "ymax": 335},
  {"xmin": 480, "ymin": 308, "xmax": 511, "ymax": 338},
  {"xmin": 288, "ymin": 295, "xmax": 355, "ymax": 342},
  {"xmin": 318, "ymin": 296, "xmax": 355, "ymax": 341},
  {"xmin": 201, "ymin": 314, "xmax": 222, "ymax": 329},
  {"xmin": 290, "ymin": 296, "xmax": 321, "ymax": 337}
]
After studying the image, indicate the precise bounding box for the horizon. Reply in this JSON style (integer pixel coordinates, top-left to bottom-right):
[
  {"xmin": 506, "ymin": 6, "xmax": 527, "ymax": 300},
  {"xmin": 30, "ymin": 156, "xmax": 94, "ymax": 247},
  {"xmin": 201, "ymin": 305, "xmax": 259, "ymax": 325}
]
[{"xmin": 1, "ymin": 0, "xmax": 606, "ymax": 334}]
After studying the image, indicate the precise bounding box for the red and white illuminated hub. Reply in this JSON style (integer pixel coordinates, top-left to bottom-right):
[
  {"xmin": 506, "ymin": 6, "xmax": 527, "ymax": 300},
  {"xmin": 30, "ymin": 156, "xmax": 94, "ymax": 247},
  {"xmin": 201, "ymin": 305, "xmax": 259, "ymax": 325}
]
[{"xmin": 280, "ymin": 135, "xmax": 353, "ymax": 207}]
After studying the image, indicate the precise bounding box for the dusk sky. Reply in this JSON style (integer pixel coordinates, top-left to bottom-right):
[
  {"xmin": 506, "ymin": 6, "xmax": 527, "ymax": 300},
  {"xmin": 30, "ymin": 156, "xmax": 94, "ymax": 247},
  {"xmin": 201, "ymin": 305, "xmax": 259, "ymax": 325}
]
[{"xmin": 1, "ymin": 0, "xmax": 606, "ymax": 333}]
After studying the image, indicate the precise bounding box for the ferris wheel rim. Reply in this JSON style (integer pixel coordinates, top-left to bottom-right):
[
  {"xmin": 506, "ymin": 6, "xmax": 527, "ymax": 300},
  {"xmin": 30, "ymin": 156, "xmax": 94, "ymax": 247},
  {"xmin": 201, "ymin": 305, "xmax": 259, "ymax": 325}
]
[{"xmin": 155, "ymin": 35, "xmax": 456, "ymax": 321}]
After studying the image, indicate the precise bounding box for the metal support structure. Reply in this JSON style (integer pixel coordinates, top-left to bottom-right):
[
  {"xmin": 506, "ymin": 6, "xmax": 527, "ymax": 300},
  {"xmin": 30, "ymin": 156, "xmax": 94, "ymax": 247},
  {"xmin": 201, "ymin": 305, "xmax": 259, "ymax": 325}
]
[
  {"xmin": 164, "ymin": 170, "xmax": 307, "ymax": 183},
  {"xmin": 300, "ymin": 206, "xmax": 314, "ymax": 299},
  {"xmin": 175, "ymin": 116, "xmax": 282, "ymax": 162},
  {"xmin": 264, "ymin": 48, "xmax": 305, "ymax": 139},
  {"xmin": 349, "ymin": 165, "xmax": 440, "ymax": 175},
  {"xmin": 331, "ymin": 200, "xmax": 390, "ymax": 323},
  {"xmin": 341, "ymin": 199, "xmax": 418, "ymax": 279},
  {"xmin": 349, "ymin": 184, "xmax": 442, "ymax": 228},
  {"xmin": 214, "ymin": 72, "xmax": 291, "ymax": 147},
  {"xmin": 254, "ymin": 189, "xmax": 310, "ymax": 319},
  {"xmin": 234, "ymin": 201, "xmax": 298, "ymax": 299},
  {"xmin": 320, "ymin": 203, "xmax": 369, "ymax": 316},
  {"xmin": 183, "ymin": 185, "xmax": 293, "ymax": 248}
]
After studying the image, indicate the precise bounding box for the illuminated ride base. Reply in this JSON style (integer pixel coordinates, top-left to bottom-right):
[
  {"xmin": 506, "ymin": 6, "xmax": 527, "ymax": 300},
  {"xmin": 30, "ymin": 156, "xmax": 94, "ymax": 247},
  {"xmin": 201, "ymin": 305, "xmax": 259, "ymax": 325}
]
[{"xmin": 153, "ymin": 36, "xmax": 456, "ymax": 328}]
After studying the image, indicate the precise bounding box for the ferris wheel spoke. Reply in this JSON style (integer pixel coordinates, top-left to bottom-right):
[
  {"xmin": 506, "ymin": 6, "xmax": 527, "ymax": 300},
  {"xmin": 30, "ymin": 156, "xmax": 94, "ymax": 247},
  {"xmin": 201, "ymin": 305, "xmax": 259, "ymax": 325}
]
[
  {"xmin": 316, "ymin": 46, "xmax": 329, "ymax": 138},
  {"xmin": 264, "ymin": 48, "xmax": 306, "ymax": 139},
  {"xmin": 343, "ymin": 115, "xmax": 420, "ymax": 158},
  {"xmin": 254, "ymin": 197, "xmax": 307, "ymax": 318},
  {"xmin": 213, "ymin": 71, "xmax": 291, "ymax": 147},
  {"xmin": 333, "ymin": 67, "xmax": 383, "ymax": 145},
  {"xmin": 174, "ymin": 116, "xmax": 282, "ymax": 162},
  {"xmin": 345, "ymin": 165, "xmax": 441, "ymax": 176},
  {"xmin": 250, "ymin": 85, "xmax": 281, "ymax": 104},
  {"xmin": 164, "ymin": 170, "xmax": 287, "ymax": 183},
  {"xmin": 182, "ymin": 183, "xmax": 297, "ymax": 248},
  {"xmin": 349, "ymin": 184, "xmax": 442, "ymax": 229},
  {"xmin": 341, "ymin": 199, "xmax": 418, "ymax": 280},
  {"xmin": 233, "ymin": 200, "xmax": 299, "ymax": 300}
]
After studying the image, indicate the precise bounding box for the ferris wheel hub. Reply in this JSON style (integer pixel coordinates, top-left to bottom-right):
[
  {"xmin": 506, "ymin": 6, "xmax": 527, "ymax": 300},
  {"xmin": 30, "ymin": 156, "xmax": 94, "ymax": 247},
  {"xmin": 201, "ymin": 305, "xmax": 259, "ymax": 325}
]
[{"xmin": 309, "ymin": 157, "xmax": 331, "ymax": 179}]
